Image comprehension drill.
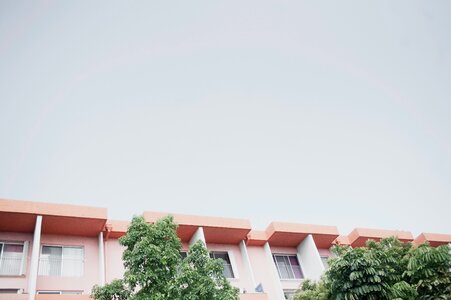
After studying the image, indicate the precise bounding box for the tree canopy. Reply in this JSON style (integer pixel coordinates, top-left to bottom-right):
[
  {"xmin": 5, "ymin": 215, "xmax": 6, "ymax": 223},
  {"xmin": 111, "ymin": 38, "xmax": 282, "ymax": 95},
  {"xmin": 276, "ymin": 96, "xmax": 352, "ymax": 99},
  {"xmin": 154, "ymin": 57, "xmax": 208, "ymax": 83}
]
[
  {"xmin": 92, "ymin": 215, "xmax": 239, "ymax": 300},
  {"xmin": 294, "ymin": 237, "xmax": 451, "ymax": 300}
]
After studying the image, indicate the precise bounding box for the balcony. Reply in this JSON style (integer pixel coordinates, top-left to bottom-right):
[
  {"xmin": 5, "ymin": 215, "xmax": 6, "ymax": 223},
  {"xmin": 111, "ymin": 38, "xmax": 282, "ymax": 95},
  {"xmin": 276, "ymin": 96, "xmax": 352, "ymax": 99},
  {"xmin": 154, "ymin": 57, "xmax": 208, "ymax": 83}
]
[{"xmin": 0, "ymin": 256, "xmax": 23, "ymax": 276}]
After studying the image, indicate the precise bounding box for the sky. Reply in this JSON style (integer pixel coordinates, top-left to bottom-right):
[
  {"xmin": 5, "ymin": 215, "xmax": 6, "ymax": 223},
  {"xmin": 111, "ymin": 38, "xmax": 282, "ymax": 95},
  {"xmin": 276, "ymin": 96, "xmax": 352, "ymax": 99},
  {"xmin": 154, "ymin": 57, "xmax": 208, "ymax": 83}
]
[{"xmin": 1, "ymin": 0, "xmax": 450, "ymax": 237}]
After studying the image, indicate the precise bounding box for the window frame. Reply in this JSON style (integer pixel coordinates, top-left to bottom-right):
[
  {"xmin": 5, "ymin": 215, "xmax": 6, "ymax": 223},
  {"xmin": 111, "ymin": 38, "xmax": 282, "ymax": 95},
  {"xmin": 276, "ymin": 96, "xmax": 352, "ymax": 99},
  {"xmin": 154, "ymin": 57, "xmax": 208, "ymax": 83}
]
[
  {"xmin": 209, "ymin": 251, "xmax": 236, "ymax": 279},
  {"xmin": 37, "ymin": 291, "xmax": 83, "ymax": 295},
  {"xmin": 38, "ymin": 244, "xmax": 84, "ymax": 277},
  {"xmin": 0, "ymin": 241, "xmax": 26, "ymax": 276},
  {"xmin": 320, "ymin": 256, "xmax": 329, "ymax": 269},
  {"xmin": 272, "ymin": 254, "xmax": 304, "ymax": 280},
  {"xmin": 0, "ymin": 289, "xmax": 20, "ymax": 294},
  {"xmin": 283, "ymin": 289, "xmax": 296, "ymax": 300}
]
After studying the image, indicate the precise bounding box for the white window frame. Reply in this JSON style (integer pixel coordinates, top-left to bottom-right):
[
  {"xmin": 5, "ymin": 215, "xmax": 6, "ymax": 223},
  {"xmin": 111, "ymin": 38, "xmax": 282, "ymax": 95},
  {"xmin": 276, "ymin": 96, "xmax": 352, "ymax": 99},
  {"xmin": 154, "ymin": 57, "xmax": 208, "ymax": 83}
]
[
  {"xmin": 0, "ymin": 241, "xmax": 27, "ymax": 276},
  {"xmin": 38, "ymin": 245, "xmax": 84, "ymax": 277},
  {"xmin": 37, "ymin": 291, "xmax": 83, "ymax": 295},
  {"xmin": 272, "ymin": 254, "xmax": 304, "ymax": 280}
]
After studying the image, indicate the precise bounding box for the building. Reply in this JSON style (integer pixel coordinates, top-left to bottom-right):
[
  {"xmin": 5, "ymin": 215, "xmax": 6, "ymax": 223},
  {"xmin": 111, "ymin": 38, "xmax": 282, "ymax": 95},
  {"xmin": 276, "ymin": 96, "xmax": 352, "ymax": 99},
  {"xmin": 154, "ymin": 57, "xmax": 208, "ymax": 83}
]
[{"xmin": 0, "ymin": 198, "xmax": 450, "ymax": 300}]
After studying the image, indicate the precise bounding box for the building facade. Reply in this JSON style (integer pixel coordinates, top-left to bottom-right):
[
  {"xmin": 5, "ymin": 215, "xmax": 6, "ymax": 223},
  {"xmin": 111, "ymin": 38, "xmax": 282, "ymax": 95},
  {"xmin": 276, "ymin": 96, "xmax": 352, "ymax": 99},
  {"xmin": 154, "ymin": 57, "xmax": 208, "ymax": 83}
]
[{"xmin": 0, "ymin": 198, "xmax": 450, "ymax": 300}]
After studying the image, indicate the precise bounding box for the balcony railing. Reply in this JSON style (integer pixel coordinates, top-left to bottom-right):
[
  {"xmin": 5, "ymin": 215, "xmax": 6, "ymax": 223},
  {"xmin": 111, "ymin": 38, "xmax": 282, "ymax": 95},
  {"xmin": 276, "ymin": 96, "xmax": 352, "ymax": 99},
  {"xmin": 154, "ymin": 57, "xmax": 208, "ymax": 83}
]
[
  {"xmin": 0, "ymin": 256, "xmax": 23, "ymax": 276},
  {"xmin": 38, "ymin": 257, "xmax": 83, "ymax": 277}
]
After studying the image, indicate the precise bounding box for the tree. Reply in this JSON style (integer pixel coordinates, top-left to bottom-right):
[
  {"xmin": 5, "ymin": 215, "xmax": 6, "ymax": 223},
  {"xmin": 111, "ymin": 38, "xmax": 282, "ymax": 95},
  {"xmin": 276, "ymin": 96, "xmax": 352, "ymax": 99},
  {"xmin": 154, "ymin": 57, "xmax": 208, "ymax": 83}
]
[
  {"xmin": 326, "ymin": 237, "xmax": 411, "ymax": 300},
  {"xmin": 293, "ymin": 279, "xmax": 328, "ymax": 300},
  {"xmin": 170, "ymin": 240, "xmax": 239, "ymax": 300},
  {"xmin": 294, "ymin": 237, "xmax": 451, "ymax": 300},
  {"xmin": 91, "ymin": 215, "xmax": 239, "ymax": 300},
  {"xmin": 398, "ymin": 243, "xmax": 451, "ymax": 299}
]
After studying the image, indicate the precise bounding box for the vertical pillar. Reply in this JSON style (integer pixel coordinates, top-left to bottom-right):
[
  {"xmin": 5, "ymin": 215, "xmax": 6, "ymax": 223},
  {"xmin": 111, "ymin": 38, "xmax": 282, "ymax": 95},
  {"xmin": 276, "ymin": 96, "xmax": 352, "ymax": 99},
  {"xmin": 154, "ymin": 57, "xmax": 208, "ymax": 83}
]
[
  {"xmin": 28, "ymin": 215, "xmax": 42, "ymax": 300},
  {"xmin": 98, "ymin": 232, "xmax": 105, "ymax": 286},
  {"xmin": 239, "ymin": 240, "xmax": 256, "ymax": 292},
  {"xmin": 296, "ymin": 234, "xmax": 324, "ymax": 281},
  {"xmin": 189, "ymin": 227, "xmax": 206, "ymax": 246},
  {"xmin": 263, "ymin": 242, "xmax": 285, "ymax": 300}
]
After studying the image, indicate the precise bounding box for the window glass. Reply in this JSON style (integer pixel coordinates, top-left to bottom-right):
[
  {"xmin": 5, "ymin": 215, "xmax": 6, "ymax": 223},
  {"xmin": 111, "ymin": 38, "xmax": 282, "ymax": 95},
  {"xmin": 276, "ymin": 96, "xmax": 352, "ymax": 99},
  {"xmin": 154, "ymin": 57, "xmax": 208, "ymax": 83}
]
[
  {"xmin": 40, "ymin": 246, "xmax": 62, "ymax": 276},
  {"xmin": 273, "ymin": 255, "xmax": 304, "ymax": 279},
  {"xmin": 321, "ymin": 256, "xmax": 329, "ymax": 269},
  {"xmin": 210, "ymin": 251, "xmax": 235, "ymax": 278},
  {"xmin": 284, "ymin": 290, "xmax": 296, "ymax": 299},
  {"xmin": 0, "ymin": 289, "xmax": 19, "ymax": 294},
  {"xmin": 61, "ymin": 247, "xmax": 83, "ymax": 277},
  {"xmin": 39, "ymin": 246, "xmax": 83, "ymax": 277},
  {"xmin": 0, "ymin": 243, "xmax": 24, "ymax": 275}
]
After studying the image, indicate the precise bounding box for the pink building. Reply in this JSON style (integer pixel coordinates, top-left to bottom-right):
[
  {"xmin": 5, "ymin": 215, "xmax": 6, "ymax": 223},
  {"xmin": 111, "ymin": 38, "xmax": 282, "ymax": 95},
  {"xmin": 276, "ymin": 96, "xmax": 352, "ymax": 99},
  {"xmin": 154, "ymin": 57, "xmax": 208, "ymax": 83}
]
[{"xmin": 0, "ymin": 198, "xmax": 450, "ymax": 300}]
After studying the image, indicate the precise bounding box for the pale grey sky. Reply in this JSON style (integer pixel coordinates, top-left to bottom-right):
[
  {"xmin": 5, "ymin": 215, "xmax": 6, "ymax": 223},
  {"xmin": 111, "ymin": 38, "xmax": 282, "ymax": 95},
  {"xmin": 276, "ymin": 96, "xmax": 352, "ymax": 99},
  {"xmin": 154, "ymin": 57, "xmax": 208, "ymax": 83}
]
[{"xmin": 1, "ymin": 1, "xmax": 450, "ymax": 236}]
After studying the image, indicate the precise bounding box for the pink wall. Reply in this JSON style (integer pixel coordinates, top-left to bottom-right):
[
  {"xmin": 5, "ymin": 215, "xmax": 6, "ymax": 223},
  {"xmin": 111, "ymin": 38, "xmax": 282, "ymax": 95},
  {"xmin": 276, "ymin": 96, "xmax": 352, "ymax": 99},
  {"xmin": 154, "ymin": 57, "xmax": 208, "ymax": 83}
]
[
  {"xmin": 36, "ymin": 234, "xmax": 99, "ymax": 294},
  {"xmin": 0, "ymin": 232, "xmax": 33, "ymax": 293},
  {"xmin": 104, "ymin": 239, "xmax": 125, "ymax": 283},
  {"xmin": 246, "ymin": 245, "xmax": 281, "ymax": 300},
  {"xmin": 318, "ymin": 248, "xmax": 331, "ymax": 257}
]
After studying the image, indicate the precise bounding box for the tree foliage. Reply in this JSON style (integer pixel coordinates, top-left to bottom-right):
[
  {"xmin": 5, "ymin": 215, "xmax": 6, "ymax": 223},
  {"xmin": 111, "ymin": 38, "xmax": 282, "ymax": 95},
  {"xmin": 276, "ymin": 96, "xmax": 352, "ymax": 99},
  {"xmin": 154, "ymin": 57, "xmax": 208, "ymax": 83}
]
[
  {"xmin": 294, "ymin": 279, "xmax": 329, "ymax": 300},
  {"xmin": 91, "ymin": 215, "xmax": 239, "ymax": 300},
  {"xmin": 294, "ymin": 237, "xmax": 451, "ymax": 300},
  {"xmin": 170, "ymin": 240, "xmax": 239, "ymax": 300}
]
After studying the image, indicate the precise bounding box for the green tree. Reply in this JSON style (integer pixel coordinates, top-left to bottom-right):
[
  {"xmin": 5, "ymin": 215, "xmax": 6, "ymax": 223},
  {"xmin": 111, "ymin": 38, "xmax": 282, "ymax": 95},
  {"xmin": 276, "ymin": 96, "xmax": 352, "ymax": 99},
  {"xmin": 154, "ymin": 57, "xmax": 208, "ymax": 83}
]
[
  {"xmin": 91, "ymin": 279, "xmax": 130, "ymax": 300},
  {"xmin": 170, "ymin": 240, "xmax": 239, "ymax": 300},
  {"xmin": 91, "ymin": 215, "xmax": 239, "ymax": 300},
  {"xmin": 294, "ymin": 279, "xmax": 329, "ymax": 300},
  {"xmin": 401, "ymin": 243, "xmax": 451, "ymax": 299},
  {"xmin": 293, "ymin": 237, "xmax": 451, "ymax": 300}
]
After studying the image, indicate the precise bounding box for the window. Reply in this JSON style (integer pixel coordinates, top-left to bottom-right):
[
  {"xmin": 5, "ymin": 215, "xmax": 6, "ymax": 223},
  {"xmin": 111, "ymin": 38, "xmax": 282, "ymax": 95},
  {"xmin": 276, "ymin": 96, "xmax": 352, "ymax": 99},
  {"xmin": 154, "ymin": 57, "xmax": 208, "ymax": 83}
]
[
  {"xmin": 39, "ymin": 246, "xmax": 83, "ymax": 277},
  {"xmin": 37, "ymin": 291, "xmax": 82, "ymax": 295},
  {"xmin": 209, "ymin": 251, "xmax": 234, "ymax": 278},
  {"xmin": 321, "ymin": 256, "xmax": 329, "ymax": 269},
  {"xmin": 0, "ymin": 289, "xmax": 19, "ymax": 294},
  {"xmin": 273, "ymin": 255, "xmax": 303, "ymax": 279},
  {"xmin": 284, "ymin": 289, "xmax": 296, "ymax": 300},
  {"xmin": 0, "ymin": 242, "xmax": 25, "ymax": 276}
]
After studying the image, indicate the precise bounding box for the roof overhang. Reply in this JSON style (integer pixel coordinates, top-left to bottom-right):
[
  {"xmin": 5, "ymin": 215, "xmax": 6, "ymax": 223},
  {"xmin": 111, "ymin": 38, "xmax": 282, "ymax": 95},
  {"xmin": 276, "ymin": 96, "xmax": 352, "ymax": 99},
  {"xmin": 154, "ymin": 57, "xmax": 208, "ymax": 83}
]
[
  {"xmin": 347, "ymin": 228, "xmax": 414, "ymax": 247},
  {"xmin": 414, "ymin": 232, "xmax": 451, "ymax": 247},
  {"xmin": 105, "ymin": 220, "xmax": 129, "ymax": 239},
  {"xmin": 144, "ymin": 211, "xmax": 252, "ymax": 244},
  {"xmin": 0, "ymin": 198, "xmax": 108, "ymax": 237},
  {"xmin": 260, "ymin": 222, "xmax": 339, "ymax": 248}
]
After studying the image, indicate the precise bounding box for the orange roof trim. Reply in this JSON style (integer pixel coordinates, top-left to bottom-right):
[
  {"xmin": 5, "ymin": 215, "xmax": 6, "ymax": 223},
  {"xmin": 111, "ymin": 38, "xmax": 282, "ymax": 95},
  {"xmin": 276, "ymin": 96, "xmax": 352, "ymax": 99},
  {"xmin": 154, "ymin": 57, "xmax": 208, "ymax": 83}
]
[
  {"xmin": 414, "ymin": 232, "xmax": 451, "ymax": 247},
  {"xmin": 144, "ymin": 211, "xmax": 252, "ymax": 244},
  {"xmin": 0, "ymin": 198, "xmax": 108, "ymax": 237},
  {"xmin": 264, "ymin": 222, "xmax": 339, "ymax": 248},
  {"xmin": 347, "ymin": 227, "xmax": 414, "ymax": 247}
]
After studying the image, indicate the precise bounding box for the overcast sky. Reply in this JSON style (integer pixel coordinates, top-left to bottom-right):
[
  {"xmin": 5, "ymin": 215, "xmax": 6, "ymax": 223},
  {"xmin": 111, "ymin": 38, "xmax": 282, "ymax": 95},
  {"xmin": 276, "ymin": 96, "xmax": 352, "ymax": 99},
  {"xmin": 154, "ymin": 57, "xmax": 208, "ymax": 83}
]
[{"xmin": 1, "ymin": 1, "xmax": 450, "ymax": 236}]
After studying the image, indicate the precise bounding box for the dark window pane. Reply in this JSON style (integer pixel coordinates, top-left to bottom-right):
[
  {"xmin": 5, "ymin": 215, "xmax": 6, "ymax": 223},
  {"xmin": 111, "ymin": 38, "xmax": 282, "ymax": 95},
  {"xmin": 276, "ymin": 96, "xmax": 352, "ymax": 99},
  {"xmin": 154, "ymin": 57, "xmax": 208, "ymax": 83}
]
[
  {"xmin": 288, "ymin": 256, "xmax": 299, "ymax": 266},
  {"xmin": 42, "ymin": 246, "xmax": 62, "ymax": 256}
]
